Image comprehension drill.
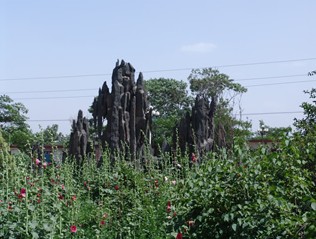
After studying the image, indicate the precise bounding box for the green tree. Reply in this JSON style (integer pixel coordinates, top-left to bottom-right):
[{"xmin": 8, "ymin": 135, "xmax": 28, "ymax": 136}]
[
  {"xmin": 293, "ymin": 89, "xmax": 316, "ymax": 177},
  {"xmin": 0, "ymin": 95, "xmax": 32, "ymax": 151},
  {"xmin": 253, "ymin": 120, "xmax": 291, "ymax": 140},
  {"xmin": 188, "ymin": 68, "xmax": 247, "ymax": 100},
  {"xmin": 34, "ymin": 124, "xmax": 68, "ymax": 146},
  {"xmin": 144, "ymin": 78, "xmax": 193, "ymax": 147},
  {"xmin": 188, "ymin": 68, "xmax": 248, "ymax": 148},
  {"xmin": 294, "ymin": 89, "xmax": 316, "ymax": 135}
]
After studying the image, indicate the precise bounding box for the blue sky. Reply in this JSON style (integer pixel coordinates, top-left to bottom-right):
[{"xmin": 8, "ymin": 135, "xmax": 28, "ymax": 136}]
[{"xmin": 1, "ymin": 0, "xmax": 316, "ymax": 134}]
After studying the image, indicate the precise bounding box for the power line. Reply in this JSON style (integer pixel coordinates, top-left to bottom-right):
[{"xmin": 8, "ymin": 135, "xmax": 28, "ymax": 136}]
[
  {"xmin": 27, "ymin": 119, "xmax": 72, "ymax": 122},
  {"xmin": 11, "ymin": 79, "xmax": 315, "ymax": 100},
  {"xmin": 1, "ymin": 57, "xmax": 315, "ymax": 82},
  {"xmin": 3, "ymin": 88, "xmax": 96, "ymax": 94},
  {"xmin": 2, "ymin": 73, "xmax": 311, "ymax": 95},
  {"xmin": 0, "ymin": 73, "xmax": 109, "ymax": 82},
  {"xmin": 246, "ymin": 79, "xmax": 316, "ymax": 87},
  {"xmin": 242, "ymin": 111, "xmax": 303, "ymax": 116},
  {"xmin": 13, "ymin": 95, "xmax": 94, "ymax": 100},
  {"xmin": 26, "ymin": 111, "xmax": 304, "ymax": 122},
  {"xmin": 235, "ymin": 73, "xmax": 307, "ymax": 82}
]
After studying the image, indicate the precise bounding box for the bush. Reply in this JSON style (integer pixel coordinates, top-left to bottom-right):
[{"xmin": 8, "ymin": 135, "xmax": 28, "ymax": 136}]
[{"xmin": 0, "ymin": 136, "xmax": 316, "ymax": 238}]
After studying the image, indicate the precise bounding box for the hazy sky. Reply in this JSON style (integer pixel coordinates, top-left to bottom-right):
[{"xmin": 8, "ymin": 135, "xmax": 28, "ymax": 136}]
[{"xmin": 1, "ymin": 0, "xmax": 316, "ymax": 134}]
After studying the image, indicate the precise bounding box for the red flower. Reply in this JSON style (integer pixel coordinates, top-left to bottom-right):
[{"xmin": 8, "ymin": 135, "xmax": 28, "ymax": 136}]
[
  {"xmin": 176, "ymin": 232, "xmax": 183, "ymax": 239},
  {"xmin": 114, "ymin": 185, "xmax": 119, "ymax": 191},
  {"xmin": 100, "ymin": 220, "xmax": 106, "ymax": 226},
  {"xmin": 20, "ymin": 188, "xmax": 26, "ymax": 198},
  {"xmin": 58, "ymin": 193, "xmax": 64, "ymax": 200},
  {"xmin": 70, "ymin": 225, "xmax": 77, "ymax": 233},
  {"xmin": 154, "ymin": 179, "xmax": 159, "ymax": 188},
  {"xmin": 191, "ymin": 153, "xmax": 197, "ymax": 163},
  {"xmin": 166, "ymin": 201, "xmax": 171, "ymax": 213}
]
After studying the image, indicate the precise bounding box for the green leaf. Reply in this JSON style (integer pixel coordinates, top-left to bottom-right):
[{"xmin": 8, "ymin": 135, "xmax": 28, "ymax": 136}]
[
  {"xmin": 311, "ymin": 202, "xmax": 316, "ymax": 211},
  {"xmin": 31, "ymin": 231, "xmax": 39, "ymax": 239},
  {"xmin": 28, "ymin": 205, "xmax": 35, "ymax": 211},
  {"xmin": 29, "ymin": 221, "xmax": 38, "ymax": 229},
  {"xmin": 232, "ymin": 223, "xmax": 237, "ymax": 231}
]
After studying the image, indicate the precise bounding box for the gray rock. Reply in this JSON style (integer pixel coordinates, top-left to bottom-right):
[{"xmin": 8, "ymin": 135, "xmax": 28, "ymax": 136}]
[{"xmin": 91, "ymin": 60, "xmax": 152, "ymax": 162}]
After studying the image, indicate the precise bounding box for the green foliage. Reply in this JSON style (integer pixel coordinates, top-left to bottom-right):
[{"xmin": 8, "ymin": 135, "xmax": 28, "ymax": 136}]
[
  {"xmin": 294, "ymin": 89, "xmax": 316, "ymax": 136},
  {"xmin": 0, "ymin": 95, "xmax": 32, "ymax": 151},
  {"xmin": 145, "ymin": 78, "xmax": 193, "ymax": 146},
  {"xmin": 174, "ymin": 139, "xmax": 315, "ymax": 238},
  {"xmin": 1, "ymin": 133, "xmax": 316, "ymax": 238},
  {"xmin": 145, "ymin": 78, "xmax": 193, "ymax": 117},
  {"xmin": 293, "ymin": 88, "xmax": 316, "ymax": 184},
  {"xmin": 0, "ymin": 95, "xmax": 28, "ymax": 129},
  {"xmin": 252, "ymin": 120, "xmax": 292, "ymax": 141},
  {"xmin": 34, "ymin": 124, "xmax": 68, "ymax": 146},
  {"xmin": 188, "ymin": 68, "xmax": 247, "ymax": 99},
  {"xmin": 188, "ymin": 68, "xmax": 249, "ymax": 148}
]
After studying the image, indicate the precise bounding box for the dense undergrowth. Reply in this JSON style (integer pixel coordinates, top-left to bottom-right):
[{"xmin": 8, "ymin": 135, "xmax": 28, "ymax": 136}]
[{"xmin": 1, "ymin": 136, "xmax": 316, "ymax": 238}]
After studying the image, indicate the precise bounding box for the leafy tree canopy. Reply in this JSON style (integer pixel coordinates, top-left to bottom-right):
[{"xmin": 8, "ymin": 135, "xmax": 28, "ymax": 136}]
[
  {"xmin": 145, "ymin": 78, "xmax": 193, "ymax": 146},
  {"xmin": 188, "ymin": 68, "xmax": 247, "ymax": 100},
  {"xmin": 188, "ymin": 68, "xmax": 248, "ymax": 148},
  {"xmin": 34, "ymin": 124, "xmax": 68, "ymax": 146},
  {"xmin": 0, "ymin": 95, "xmax": 28, "ymax": 130},
  {"xmin": 0, "ymin": 95, "xmax": 32, "ymax": 151},
  {"xmin": 145, "ymin": 78, "xmax": 193, "ymax": 117},
  {"xmin": 294, "ymin": 89, "xmax": 316, "ymax": 135}
]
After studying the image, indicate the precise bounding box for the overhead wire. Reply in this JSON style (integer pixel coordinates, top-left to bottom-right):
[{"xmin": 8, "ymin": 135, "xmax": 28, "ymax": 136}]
[
  {"xmin": 1, "ymin": 57, "xmax": 315, "ymax": 82},
  {"xmin": 2, "ymin": 57, "xmax": 314, "ymax": 124},
  {"xmin": 10, "ymin": 78, "xmax": 315, "ymax": 100},
  {"xmin": 2, "ymin": 73, "xmax": 313, "ymax": 95},
  {"xmin": 26, "ymin": 111, "xmax": 304, "ymax": 123}
]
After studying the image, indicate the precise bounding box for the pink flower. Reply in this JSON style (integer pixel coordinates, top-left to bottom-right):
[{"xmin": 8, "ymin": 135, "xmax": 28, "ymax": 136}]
[
  {"xmin": 187, "ymin": 220, "xmax": 195, "ymax": 227},
  {"xmin": 191, "ymin": 153, "xmax": 197, "ymax": 163},
  {"xmin": 35, "ymin": 158, "xmax": 41, "ymax": 165},
  {"xmin": 70, "ymin": 225, "xmax": 77, "ymax": 233},
  {"xmin": 103, "ymin": 213, "xmax": 108, "ymax": 219},
  {"xmin": 71, "ymin": 195, "xmax": 76, "ymax": 201},
  {"xmin": 166, "ymin": 201, "xmax": 171, "ymax": 213},
  {"xmin": 42, "ymin": 162, "xmax": 47, "ymax": 168},
  {"xmin": 61, "ymin": 184, "xmax": 65, "ymax": 190},
  {"xmin": 20, "ymin": 188, "xmax": 26, "ymax": 198},
  {"xmin": 176, "ymin": 232, "xmax": 183, "ymax": 239}
]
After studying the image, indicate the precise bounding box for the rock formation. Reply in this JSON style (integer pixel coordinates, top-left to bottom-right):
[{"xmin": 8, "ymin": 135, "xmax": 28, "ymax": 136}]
[
  {"xmin": 91, "ymin": 60, "xmax": 152, "ymax": 162},
  {"xmin": 69, "ymin": 110, "xmax": 90, "ymax": 163},
  {"xmin": 174, "ymin": 94, "xmax": 216, "ymax": 160}
]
